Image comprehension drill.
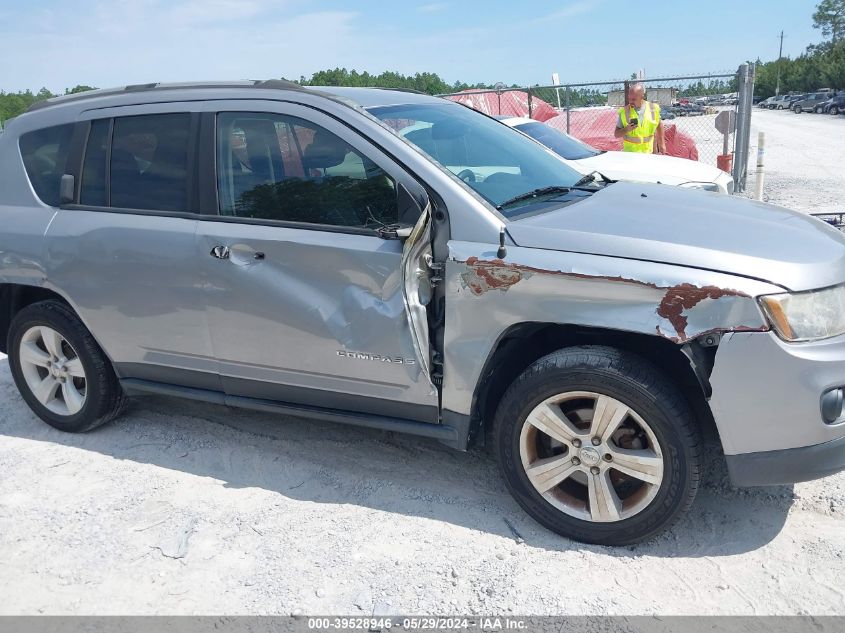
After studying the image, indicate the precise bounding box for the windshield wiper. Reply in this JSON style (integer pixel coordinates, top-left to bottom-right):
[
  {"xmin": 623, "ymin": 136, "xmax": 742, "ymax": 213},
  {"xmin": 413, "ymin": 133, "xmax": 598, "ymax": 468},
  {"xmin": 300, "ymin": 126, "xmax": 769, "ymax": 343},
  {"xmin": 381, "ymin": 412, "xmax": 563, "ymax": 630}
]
[
  {"xmin": 572, "ymin": 171, "xmax": 614, "ymax": 188},
  {"xmin": 572, "ymin": 173, "xmax": 596, "ymax": 187},
  {"xmin": 496, "ymin": 185, "xmax": 573, "ymax": 210}
]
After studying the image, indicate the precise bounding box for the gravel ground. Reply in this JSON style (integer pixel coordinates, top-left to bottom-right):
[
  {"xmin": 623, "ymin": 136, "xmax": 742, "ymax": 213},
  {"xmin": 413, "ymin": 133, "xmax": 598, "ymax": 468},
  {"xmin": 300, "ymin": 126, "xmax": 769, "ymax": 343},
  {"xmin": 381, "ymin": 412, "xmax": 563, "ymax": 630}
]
[
  {"xmin": 745, "ymin": 108, "xmax": 845, "ymax": 215},
  {"xmin": 2, "ymin": 111, "xmax": 845, "ymax": 616}
]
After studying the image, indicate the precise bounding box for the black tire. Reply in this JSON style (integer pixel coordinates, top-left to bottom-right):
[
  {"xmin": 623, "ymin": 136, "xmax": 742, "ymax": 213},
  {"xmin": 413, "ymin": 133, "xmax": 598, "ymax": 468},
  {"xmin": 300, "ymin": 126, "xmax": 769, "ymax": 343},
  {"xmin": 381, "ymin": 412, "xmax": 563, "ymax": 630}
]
[
  {"xmin": 793, "ymin": 105, "xmax": 801, "ymax": 113},
  {"xmin": 831, "ymin": 106, "xmax": 840, "ymax": 115},
  {"xmin": 494, "ymin": 346, "xmax": 701, "ymax": 546},
  {"xmin": 7, "ymin": 300, "xmax": 126, "ymax": 432}
]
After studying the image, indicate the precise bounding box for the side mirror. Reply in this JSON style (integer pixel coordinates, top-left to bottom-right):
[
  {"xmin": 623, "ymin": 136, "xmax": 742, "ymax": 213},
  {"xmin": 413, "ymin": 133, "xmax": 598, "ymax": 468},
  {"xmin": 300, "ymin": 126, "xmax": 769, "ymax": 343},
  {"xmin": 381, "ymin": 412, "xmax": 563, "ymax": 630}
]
[
  {"xmin": 397, "ymin": 182, "xmax": 429, "ymax": 226},
  {"xmin": 59, "ymin": 174, "xmax": 74, "ymax": 205}
]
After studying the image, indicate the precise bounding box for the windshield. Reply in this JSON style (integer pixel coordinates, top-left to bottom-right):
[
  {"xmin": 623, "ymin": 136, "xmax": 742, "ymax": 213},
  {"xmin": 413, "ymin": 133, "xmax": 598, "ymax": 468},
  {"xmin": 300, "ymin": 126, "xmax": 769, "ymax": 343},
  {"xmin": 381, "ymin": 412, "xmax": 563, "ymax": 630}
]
[
  {"xmin": 511, "ymin": 121, "xmax": 601, "ymax": 160},
  {"xmin": 367, "ymin": 103, "xmax": 584, "ymax": 215}
]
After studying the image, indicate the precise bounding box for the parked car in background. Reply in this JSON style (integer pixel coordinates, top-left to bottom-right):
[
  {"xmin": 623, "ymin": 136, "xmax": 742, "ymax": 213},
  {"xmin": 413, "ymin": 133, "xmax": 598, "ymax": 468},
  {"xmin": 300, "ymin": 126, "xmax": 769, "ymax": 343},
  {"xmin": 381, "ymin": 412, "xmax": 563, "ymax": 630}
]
[
  {"xmin": 768, "ymin": 95, "xmax": 804, "ymax": 110},
  {"xmin": 3, "ymin": 81, "xmax": 845, "ymax": 547},
  {"xmin": 816, "ymin": 94, "xmax": 845, "ymax": 115},
  {"xmin": 712, "ymin": 93, "xmax": 738, "ymax": 105},
  {"xmin": 498, "ymin": 116, "xmax": 733, "ymax": 194},
  {"xmin": 766, "ymin": 95, "xmax": 790, "ymax": 109},
  {"xmin": 783, "ymin": 94, "xmax": 806, "ymax": 109},
  {"xmin": 792, "ymin": 92, "xmax": 829, "ymax": 113},
  {"xmin": 673, "ymin": 103, "xmax": 706, "ymax": 116}
]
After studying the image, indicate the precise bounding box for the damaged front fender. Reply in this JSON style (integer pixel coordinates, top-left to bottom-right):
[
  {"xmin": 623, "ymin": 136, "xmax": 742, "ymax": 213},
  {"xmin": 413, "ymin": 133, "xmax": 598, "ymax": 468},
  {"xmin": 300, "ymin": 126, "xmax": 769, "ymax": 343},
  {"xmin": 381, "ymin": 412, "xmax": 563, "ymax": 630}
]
[{"xmin": 443, "ymin": 241, "xmax": 782, "ymax": 416}]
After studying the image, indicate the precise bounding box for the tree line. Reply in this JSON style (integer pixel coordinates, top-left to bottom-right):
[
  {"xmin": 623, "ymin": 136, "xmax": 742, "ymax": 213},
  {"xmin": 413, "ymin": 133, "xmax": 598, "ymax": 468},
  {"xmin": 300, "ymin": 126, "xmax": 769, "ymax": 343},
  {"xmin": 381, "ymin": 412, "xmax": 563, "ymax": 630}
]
[
  {"xmin": 292, "ymin": 68, "xmax": 500, "ymax": 94},
  {"xmin": 753, "ymin": 0, "xmax": 844, "ymax": 96},
  {"xmin": 754, "ymin": 39, "xmax": 845, "ymax": 97},
  {"xmin": 0, "ymin": 85, "xmax": 95, "ymax": 127}
]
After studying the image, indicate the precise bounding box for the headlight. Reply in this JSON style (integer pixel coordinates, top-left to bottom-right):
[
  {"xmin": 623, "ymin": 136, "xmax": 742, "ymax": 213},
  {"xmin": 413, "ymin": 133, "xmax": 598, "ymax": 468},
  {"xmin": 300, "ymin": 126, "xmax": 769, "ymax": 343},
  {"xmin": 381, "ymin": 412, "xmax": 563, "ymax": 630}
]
[
  {"xmin": 679, "ymin": 182, "xmax": 720, "ymax": 193},
  {"xmin": 759, "ymin": 283, "xmax": 845, "ymax": 341}
]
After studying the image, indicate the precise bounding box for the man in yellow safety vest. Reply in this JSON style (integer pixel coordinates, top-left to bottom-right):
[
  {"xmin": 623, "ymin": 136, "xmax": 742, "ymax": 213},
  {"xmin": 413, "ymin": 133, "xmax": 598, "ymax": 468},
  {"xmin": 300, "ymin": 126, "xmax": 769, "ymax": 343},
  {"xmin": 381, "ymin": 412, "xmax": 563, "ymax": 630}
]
[{"xmin": 614, "ymin": 83, "xmax": 666, "ymax": 154}]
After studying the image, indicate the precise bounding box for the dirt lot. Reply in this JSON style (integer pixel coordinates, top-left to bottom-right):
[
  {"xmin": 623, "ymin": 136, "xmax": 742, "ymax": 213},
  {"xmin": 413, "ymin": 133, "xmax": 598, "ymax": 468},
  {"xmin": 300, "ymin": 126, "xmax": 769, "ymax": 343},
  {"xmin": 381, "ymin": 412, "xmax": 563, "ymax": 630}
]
[
  {"xmin": 2, "ymin": 110, "xmax": 845, "ymax": 617},
  {"xmin": 745, "ymin": 108, "xmax": 845, "ymax": 215}
]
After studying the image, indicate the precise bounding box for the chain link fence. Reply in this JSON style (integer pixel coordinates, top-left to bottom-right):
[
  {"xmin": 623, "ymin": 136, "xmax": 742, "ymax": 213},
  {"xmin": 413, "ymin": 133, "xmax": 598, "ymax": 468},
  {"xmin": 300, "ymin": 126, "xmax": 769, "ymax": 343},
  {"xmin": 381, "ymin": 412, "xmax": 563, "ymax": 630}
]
[{"xmin": 438, "ymin": 66, "xmax": 755, "ymax": 192}]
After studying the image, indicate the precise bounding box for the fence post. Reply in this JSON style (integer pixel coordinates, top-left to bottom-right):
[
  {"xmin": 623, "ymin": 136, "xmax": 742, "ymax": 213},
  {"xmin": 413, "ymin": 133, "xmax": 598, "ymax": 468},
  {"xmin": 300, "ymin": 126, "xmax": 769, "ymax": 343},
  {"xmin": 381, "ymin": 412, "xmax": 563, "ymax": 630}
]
[
  {"xmin": 732, "ymin": 62, "xmax": 755, "ymax": 192},
  {"xmin": 754, "ymin": 131, "xmax": 766, "ymax": 201},
  {"xmin": 528, "ymin": 87, "xmax": 533, "ymax": 119},
  {"xmin": 565, "ymin": 86, "xmax": 571, "ymax": 134}
]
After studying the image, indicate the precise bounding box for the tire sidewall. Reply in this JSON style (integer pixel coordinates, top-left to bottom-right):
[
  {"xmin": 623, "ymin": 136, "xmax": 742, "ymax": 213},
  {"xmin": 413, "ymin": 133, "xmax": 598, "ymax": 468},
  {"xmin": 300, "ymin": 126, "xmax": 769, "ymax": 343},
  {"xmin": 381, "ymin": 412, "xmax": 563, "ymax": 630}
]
[
  {"xmin": 497, "ymin": 360, "xmax": 695, "ymax": 545},
  {"xmin": 8, "ymin": 305, "xmax": 102, "ymax": 431}
]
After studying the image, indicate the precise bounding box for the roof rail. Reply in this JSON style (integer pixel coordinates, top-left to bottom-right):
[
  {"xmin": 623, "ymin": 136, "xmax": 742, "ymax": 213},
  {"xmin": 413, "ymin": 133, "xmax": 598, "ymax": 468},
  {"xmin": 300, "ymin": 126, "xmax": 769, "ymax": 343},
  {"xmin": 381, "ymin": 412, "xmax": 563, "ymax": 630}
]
[{"xmin": 25, "ymin": 79, "xmax": 306, "ymax": 113}]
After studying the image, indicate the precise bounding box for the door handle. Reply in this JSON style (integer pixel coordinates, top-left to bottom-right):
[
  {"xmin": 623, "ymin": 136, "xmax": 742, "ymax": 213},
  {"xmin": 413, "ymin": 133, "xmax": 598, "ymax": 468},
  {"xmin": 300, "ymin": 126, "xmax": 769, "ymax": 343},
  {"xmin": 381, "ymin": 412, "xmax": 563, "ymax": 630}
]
[{"xmin": 210, "ymin": 245, "xmax": 230, "ymax": 260}]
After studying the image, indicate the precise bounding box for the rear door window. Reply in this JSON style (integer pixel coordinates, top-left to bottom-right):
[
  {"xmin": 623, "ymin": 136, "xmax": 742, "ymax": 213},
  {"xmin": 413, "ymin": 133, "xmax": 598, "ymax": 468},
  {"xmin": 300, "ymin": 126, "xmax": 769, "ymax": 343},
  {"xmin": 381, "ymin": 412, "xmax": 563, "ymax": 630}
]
[
  {"xmin": 19, "ymin": 124, "xmax": 74, "ymax": 206},
  {"xmin": 79, "ymin": 113, "xmax": 192, "ymax": 212}
]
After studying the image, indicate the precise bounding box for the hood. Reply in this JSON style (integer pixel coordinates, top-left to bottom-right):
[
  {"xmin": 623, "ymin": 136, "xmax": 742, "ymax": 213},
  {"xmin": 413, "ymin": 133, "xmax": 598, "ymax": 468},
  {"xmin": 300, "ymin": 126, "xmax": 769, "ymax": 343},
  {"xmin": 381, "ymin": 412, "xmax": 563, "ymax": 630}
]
[
  {"xmin": 506, "ymin": 182, "xmax": 845, "ymax": 292},
  {"xmin": 575, "ymin": 151, "xmax": 724, "ymax": 186}
]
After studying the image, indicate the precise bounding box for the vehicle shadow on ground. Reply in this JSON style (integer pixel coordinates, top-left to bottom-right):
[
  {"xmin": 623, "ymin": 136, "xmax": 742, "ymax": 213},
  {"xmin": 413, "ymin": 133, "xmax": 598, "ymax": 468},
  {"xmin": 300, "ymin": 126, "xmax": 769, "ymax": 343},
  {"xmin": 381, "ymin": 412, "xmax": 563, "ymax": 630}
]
[{"xmin": 0, "ymin": 364, "xmax": 793, "ymax": 558}]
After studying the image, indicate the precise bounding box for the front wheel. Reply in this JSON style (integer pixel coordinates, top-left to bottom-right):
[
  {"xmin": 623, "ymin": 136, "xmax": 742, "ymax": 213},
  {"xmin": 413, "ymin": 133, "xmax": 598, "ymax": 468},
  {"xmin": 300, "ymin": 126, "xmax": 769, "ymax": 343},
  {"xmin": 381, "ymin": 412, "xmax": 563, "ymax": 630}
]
[{"xmin": 494, "ymin": 346, "xmax": 701, "ymax": 545}]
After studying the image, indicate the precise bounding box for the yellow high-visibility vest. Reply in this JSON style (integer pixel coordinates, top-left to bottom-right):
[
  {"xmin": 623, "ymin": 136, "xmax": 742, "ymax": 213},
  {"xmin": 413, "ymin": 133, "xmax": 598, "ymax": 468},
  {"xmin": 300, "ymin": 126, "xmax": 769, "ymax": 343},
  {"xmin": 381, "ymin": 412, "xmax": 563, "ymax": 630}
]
[{"xmin": 619, "ymin": 102, "xmax": 661, "ymax": 153}]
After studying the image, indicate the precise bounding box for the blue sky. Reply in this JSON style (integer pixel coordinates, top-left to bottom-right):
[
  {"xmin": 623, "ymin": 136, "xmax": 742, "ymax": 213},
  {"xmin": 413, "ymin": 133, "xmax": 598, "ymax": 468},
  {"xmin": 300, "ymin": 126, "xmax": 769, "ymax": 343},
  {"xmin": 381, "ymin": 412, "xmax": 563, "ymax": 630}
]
[{"xmin": 0, "ymin": 0, "xmax": 819, "ymax": 92}]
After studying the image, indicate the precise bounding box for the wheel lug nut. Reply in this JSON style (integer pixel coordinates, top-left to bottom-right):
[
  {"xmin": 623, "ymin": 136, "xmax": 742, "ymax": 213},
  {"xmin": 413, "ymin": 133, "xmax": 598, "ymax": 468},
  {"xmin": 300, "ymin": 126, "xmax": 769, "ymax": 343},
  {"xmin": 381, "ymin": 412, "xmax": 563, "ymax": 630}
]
[
  {"xmin": 603, "ymin": 454, "xmax": 612, "ymax": 462},
  {"xmin": 591, "ymin": 437, "xmax": 601, "ymax": 446},
  {"xmin": 571, "ymin": 457, "xmax": 581, "ymax": 466},
  {"xmin": 590, "ymin": 466, "xmax": 600, "ymax": 475},
  {"xmin": 572, "ymin": 439, "xmax": 581, "ymax": 448}
]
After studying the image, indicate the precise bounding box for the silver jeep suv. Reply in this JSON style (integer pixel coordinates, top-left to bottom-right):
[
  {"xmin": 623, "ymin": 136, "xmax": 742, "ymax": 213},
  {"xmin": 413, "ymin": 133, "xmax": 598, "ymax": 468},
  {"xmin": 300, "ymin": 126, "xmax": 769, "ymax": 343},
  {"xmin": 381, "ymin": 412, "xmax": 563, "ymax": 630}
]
[{"xmin": 2, "ymin": 81, "xmax": 845, "ymax": 545}]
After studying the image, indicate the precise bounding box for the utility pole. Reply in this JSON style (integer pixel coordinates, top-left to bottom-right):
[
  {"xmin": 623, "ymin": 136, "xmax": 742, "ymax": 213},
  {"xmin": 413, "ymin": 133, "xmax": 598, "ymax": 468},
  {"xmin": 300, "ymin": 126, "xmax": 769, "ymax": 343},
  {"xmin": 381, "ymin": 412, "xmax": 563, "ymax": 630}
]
[{"xmin": 775, "ymin": 30, "xmax": 785, "ymax": 96}]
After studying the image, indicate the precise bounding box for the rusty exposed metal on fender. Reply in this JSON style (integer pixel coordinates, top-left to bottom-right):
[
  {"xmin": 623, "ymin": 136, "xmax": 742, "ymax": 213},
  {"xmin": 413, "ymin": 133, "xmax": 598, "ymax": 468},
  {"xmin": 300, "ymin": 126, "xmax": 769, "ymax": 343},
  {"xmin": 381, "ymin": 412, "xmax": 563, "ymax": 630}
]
[
  {"xmin": 457, "ymin": 256, "xmax": 763, "ymax": 343},
  {"xmin": 656, "ymin": 283, "xmax": 751, "ymax": 341},
  {"xmin": 460, "ymin": 256, "xmax": 662, "ymax": 296}
]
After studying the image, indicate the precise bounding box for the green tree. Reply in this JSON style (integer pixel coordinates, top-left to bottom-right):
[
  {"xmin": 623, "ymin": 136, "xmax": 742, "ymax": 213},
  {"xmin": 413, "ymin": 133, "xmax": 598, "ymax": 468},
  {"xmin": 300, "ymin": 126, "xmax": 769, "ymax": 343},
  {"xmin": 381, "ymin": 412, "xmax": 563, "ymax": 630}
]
[
  {"xmin": 65, "ymin": 85, "xmax": 97, "ymax": 95},
  {"xmin": 296, "ymin": 68, "xmax": 498, "ymax": 95},
  {"xmin": 814, "ymin": 0, "xmax": 845, "ymax": 43}
]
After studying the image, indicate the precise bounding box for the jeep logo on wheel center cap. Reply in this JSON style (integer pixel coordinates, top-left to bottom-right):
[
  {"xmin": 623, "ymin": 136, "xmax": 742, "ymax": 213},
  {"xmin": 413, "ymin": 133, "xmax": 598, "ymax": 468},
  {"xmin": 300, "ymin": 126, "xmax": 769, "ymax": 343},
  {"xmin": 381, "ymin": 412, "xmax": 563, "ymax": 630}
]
[{"xmin": 579, "ymin": 447, "xmax": 601, "ymax": 466}]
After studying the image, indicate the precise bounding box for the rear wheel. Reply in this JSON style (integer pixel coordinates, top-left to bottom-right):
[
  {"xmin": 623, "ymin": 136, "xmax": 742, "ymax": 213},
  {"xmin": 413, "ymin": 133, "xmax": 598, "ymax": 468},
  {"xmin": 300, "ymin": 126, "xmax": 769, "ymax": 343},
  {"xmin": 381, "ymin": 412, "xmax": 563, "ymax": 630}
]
[
  {"xmin": 831, "ymin": 106, "xmax": 840, "ymax": 115},
  {"xmin": 8, "ymin": 300, "xmax": 126, "ymax": 432},
  {"xmin": 494, "ymin": 346, "xmax": 701, "ymax": 545},
  {"xmin": 793, "ymin": 105, "xmax": 802, "ymax": 113}
]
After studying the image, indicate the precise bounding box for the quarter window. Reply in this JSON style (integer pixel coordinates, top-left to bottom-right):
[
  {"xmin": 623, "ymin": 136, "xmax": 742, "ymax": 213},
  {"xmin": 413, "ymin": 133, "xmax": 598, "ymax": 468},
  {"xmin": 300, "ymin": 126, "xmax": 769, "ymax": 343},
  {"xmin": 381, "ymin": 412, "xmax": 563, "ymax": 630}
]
[
  {"xmin": 216, "ymin": 112, "xmax": 397, "ymax": 229},
  {"xmin": 79, "ymin": 113, "xmax": 192, "ymax": 212},
  {"xmin": 19, "ymin": 124, "xmax": 74, "ymax": 206}
]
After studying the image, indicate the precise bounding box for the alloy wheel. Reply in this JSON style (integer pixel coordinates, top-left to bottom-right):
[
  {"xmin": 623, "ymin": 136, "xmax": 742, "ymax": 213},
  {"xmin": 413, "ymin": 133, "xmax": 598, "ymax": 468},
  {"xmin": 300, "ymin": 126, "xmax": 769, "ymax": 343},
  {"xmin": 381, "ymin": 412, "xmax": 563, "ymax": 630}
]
[
  {"xmin": 519, "ymin": 391, "xmax": 664, "ymax": 523},
  {"xmin": 18, "ymin": 326, "xmax": 87, "ymax": 416}
]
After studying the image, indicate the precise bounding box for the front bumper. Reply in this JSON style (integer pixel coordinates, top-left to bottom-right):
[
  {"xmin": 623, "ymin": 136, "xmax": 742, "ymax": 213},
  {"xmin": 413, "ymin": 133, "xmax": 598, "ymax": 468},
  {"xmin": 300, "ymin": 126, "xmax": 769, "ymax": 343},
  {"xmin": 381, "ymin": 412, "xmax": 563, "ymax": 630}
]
[
  {"xmin": 726, "ymin": 434, "xmax": 845, "ymax": 486},
  {"xmin": 710, "ymin": 331, "xmax": 845, "ymax": 486}
]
